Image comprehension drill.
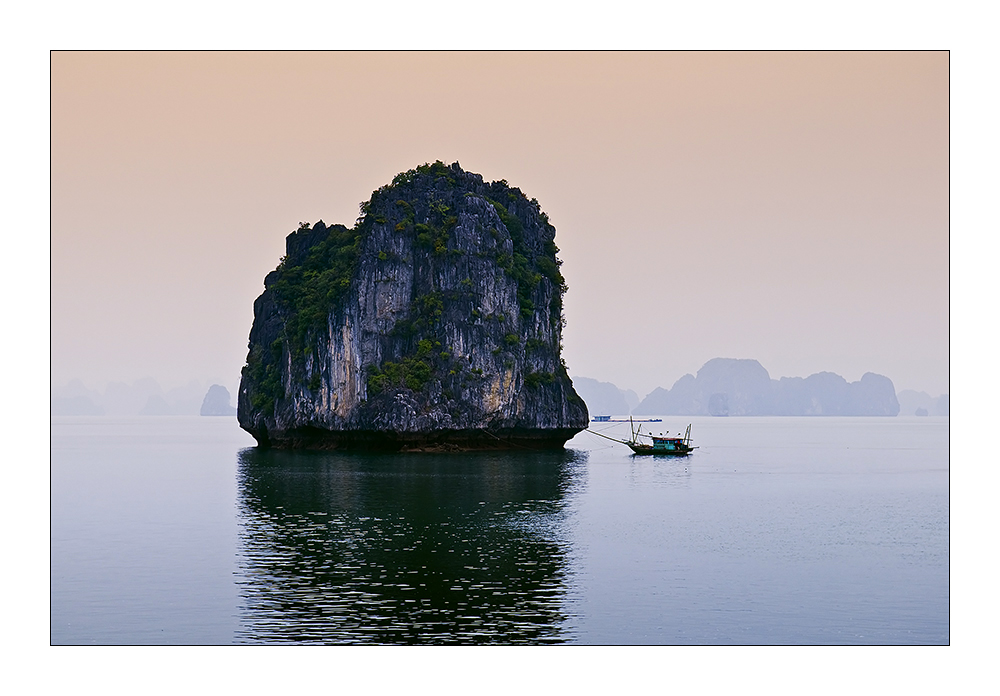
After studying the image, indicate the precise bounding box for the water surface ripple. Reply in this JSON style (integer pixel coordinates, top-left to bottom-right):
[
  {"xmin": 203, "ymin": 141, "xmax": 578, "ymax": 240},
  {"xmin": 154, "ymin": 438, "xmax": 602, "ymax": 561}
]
[{"xmin": 235, "ymin": 449, "xmax": 586, "ymax": 644}]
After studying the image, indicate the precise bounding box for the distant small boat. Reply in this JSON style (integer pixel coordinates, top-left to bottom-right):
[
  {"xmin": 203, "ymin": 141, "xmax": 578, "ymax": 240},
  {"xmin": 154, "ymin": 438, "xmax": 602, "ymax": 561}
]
[
  {"xmin": 591, "ymin": 415, "xmax": 661, "ymax": 423},
  {"xmin": 588, "ymin": 418, "xmax": 696, "ymax": 456}
]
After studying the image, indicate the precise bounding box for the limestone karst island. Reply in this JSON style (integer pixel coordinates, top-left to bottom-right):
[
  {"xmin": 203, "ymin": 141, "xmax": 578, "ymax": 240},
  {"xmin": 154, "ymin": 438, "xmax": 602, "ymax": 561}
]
[{"xmin": 238, "ymin": 162, "xmax": 589, "ymax": 450}]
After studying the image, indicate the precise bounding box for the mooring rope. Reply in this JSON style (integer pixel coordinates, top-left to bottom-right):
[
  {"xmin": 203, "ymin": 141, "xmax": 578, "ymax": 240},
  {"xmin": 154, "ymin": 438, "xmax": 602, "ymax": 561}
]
[{"xmin": 584, "ymin": 428, "xmax": 630, "ymax": 445}]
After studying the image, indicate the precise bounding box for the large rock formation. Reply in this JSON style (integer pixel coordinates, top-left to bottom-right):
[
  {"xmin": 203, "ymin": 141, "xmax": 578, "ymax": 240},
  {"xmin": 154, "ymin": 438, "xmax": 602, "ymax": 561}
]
[{"xmin": 238, "ymin": 161, "xmax": 588, "ymax": 450}]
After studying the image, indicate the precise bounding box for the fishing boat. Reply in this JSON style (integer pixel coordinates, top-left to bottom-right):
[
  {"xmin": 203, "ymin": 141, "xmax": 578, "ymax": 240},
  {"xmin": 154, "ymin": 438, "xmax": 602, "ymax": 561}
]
[
  {"xmin": 626, "ymin": 425, "xmax": 695, "ymax": 455},
  {"xmin": 588, "ymin": 418, "xmax": 696, "ymax": 456}
]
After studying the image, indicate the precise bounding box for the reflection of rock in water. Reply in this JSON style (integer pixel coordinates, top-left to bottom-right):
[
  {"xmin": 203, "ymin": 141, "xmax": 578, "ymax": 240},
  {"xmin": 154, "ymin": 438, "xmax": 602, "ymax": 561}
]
[{"xmin": 235, "ymin": 448, "xmax": 586, "ymax": 644}]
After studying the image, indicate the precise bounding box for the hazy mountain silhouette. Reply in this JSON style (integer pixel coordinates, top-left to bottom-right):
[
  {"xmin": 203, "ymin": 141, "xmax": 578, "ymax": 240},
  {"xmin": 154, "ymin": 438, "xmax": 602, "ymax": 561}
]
[
  {"xmin": 571, "ymin": 377, "xmax": 633, "ymax": 416},
  {"xmin": 631, "ymin": 358, "xmax": 901, "ymax": 416},
  {"xmin": 200, "ymin": 384, "xmax": 237, "ymax": 416},
  {"xmin": 621, "ymin": 388, "xmax": 640, "ymax": 412},
  {"xmin": 897, "ymin": 390, "xmax": 950, "ymax": 416},
  {"xmin": 51, "ymin": 379, "xmax": 105, "ymax": 415},
  {"xmin": 139, "ymin": 394, "xmax": 172, "ymax": 416},
  {"xmin": 52, "ymin": 378, "xmax": 226, "ymax": 416}
]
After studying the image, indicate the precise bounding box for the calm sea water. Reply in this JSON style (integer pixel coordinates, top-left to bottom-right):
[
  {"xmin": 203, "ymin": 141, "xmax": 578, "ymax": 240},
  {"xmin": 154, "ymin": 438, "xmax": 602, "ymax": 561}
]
[{"xmin": 51, "ymin": 415, "xmax": 948, "ymax": 645}]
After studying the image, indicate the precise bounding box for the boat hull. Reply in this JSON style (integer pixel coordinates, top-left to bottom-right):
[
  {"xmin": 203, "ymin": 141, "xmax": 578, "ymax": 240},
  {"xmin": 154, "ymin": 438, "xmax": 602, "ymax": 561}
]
[{"xmin": 627, "ymin": 443, "xmax": 694, "ymax": 456}]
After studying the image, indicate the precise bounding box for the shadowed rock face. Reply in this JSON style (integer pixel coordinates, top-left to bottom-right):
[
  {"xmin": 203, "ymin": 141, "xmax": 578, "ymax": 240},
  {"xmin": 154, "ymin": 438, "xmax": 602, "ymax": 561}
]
[{"xmin": 238, "ymin": 162, "xmax": 588, "ymax": 450}]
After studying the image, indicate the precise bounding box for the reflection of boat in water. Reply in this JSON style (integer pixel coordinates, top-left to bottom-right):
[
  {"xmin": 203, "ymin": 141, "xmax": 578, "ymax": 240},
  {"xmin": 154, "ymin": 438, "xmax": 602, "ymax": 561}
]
[{"xmin": 588, "ymin": 418, "xmax": 696, "ymax": 456}]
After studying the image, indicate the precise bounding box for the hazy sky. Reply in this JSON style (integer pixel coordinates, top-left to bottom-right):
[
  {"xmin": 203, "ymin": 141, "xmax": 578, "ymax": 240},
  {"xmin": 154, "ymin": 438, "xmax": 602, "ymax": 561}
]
[{"xmin": 51, "ymin": 51, "xmax": 948, "ymax": 398}]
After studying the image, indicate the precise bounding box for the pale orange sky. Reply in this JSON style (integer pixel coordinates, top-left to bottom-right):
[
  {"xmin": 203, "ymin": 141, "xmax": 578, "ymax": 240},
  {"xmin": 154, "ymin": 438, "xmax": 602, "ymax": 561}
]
[{"xmin": 51, "ymin": 51, "xmax": 948, "ymax": 397}]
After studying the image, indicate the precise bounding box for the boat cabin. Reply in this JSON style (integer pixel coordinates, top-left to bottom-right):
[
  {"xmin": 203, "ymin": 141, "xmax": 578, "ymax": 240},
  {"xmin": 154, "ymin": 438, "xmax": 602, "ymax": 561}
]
[{"xmin": 650, "ymin": 436, "xmax": 687, "ymax": 452}]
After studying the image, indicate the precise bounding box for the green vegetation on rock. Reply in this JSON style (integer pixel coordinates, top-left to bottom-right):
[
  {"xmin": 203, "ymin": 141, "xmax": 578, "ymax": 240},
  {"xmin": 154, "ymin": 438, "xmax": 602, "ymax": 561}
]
[
  {"xmin": 242, "ymin": 160, "xmax": 576, "ymax": 422},
  {"xmin": 245, "ymin": 339, "xmax": 285, "ymax": 415},
  {"xmin": 367, "ymin": 338, "xmax": 437, "ymax": 394},
  {"xmin": 269, "ymin": 224, "xmax": 365, "ymax": 352},
  {"xmin": 485, "ymin": 198, "xmax": 566, "ymax": 322},
  {"xmin": 241, "ymin": 221, "xmax": 366, "ymax": 415},
  {"xmin": 524, "ymin": 371, "xmax": 556, "ymax": 389}
]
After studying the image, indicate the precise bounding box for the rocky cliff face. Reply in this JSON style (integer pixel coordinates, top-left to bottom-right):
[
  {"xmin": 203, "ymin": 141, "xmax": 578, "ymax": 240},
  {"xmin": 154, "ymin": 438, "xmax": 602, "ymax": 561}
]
[{"xmin": 238, "ymin": 162, "xmax": 588, "ymax": 450}]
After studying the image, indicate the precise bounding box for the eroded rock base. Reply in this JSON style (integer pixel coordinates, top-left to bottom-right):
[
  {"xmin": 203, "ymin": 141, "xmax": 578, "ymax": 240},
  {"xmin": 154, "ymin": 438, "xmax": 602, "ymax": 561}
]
[{"xmin": 250, "ymin": 426, "xmax": 583, "ymax": 452}]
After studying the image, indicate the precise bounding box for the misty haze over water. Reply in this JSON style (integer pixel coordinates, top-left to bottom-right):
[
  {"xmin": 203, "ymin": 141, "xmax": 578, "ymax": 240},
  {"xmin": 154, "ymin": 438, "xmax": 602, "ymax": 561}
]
[
  {"xmin": 571, "ymin": 359, "xmax": 949, "ymax": 419},
  {"xmin": 51, "ymin": 377, "xmax": 238, "ymax": 417},
  {"xmin": 50, "ymin": 359, "xmax": 948, "ymax": 420}
]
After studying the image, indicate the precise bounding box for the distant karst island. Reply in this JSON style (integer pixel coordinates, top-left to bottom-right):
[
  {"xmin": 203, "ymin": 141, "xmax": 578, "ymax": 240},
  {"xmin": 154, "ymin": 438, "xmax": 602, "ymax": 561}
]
[
  {"xmin": 575, "ymin": 358, "xmax": 948, "ymax": 417},
  {"xmin": 895, "ymin": 390, "xmax": 950, "ymax": 417},
  {"xmin": 200, "ymin": 385, "xmax": 237, "ymax": 416},
  {"xmin": 237, "ymin": 161, "xmax": 588, "ymax": 450},
  {"xmin": 50, "ymin": 378, "xmax": 236, "ymax": 417}
]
